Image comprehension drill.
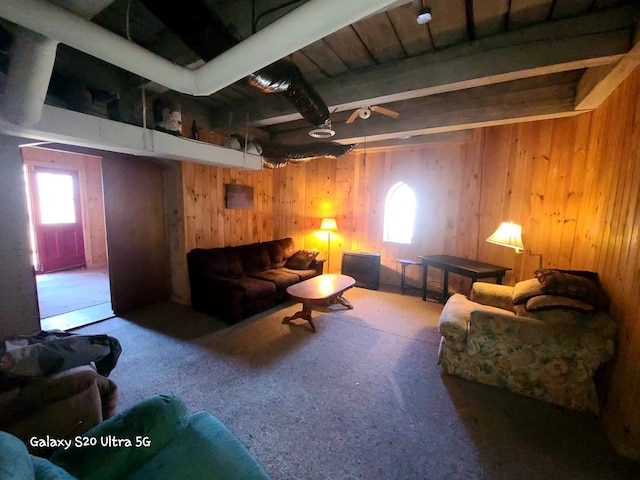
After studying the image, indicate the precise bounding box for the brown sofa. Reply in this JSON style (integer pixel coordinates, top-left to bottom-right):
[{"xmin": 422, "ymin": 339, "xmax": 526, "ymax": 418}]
[
  {"xmin": 187, "ymin": 237, "xmax": 324, "ymax": 323},
  {"xmin": 0, "ymin": 365, "xmax": 117, "ymax": 456}
]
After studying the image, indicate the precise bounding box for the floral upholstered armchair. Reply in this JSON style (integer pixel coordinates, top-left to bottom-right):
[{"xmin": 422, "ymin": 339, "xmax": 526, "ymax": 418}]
[{"xmin": 437, "ymin": 269, "xmax": 616, "ymax": 414}]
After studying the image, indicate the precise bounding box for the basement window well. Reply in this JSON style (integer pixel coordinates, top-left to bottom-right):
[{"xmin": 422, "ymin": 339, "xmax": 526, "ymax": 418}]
[{"xmin": 383, "ymin": 181, "xmax": 416, "ymax": 244}]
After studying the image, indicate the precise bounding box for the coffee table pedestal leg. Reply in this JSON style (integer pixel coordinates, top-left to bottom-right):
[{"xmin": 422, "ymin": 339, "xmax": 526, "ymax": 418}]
[
  {"xmin": 330, "ymin": 294, "xmax": 353, "ymax": 309},
  {"xmin": 283, "ymin": 301, "xmax": 316, "ymax": 332}
]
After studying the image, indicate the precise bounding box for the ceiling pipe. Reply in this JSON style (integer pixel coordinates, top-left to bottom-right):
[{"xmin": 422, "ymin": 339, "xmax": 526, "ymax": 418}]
[
  {"xmin": 0, "ymin": 0, "xmax": 114, "ymax": 126},
  {"xmin": 1, "ymin": 29, "xmax": 58, "ymax": 126},
  {"xmin": 0, "ymin": 0, "xmax": 401, "ymax": 99}
]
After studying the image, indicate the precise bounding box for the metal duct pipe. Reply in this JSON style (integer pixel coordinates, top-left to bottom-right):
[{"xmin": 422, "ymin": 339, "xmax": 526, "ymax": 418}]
[
  {"xmin": 1, "ymin": 29, "xmax": 58, "ymax": 125},
  {"xmin": 1, "ymin": 0, "xmax": 115, "ymax": 125},
  {"xmin": 0, "ymin": 0, "xmax": 400, "ymax": 98}
]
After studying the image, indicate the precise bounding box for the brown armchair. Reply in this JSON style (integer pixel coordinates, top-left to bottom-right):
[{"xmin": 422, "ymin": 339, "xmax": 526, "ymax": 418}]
[{"xmin": 0, "ymin": 365, "xmax": 117, "ymax": 456}]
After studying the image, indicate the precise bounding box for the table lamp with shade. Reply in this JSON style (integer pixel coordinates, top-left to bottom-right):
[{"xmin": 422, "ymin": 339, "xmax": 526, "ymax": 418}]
[
  {"xmin": 486, "ymin": 221, "xmax": 542, "ymax": 279},
  {"xmin": 320, "ymin": 218, "xmax": 338, "ymax": 272}
]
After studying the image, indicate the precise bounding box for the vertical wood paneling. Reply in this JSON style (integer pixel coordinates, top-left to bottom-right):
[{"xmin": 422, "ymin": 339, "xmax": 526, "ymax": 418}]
[
  {"xmin": 181, "ymin": 162, "xmax": 274, "ymax": 251},
  {"xmin": 582, "ymin": 68, "xmax": 640, "ymax": 459},
  {"xmin": 271, "ymin": 142, "xmax": 481, "ymax": 287}
]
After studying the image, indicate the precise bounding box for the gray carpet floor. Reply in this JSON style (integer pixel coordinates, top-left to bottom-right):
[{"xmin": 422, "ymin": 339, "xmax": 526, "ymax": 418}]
[
  {"xmin": 36, "ymin": 267, "xmax": 111, "ymax": 318},
  {"xmin": 75, "ymin": 286, "xmax": 639, "ymax": 480}
]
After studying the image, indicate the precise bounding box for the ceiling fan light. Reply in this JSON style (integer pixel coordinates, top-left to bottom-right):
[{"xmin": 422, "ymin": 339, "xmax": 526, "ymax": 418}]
[
  {"xmin": 417, "ymin": 7, "xmax": 432, "ymax": 24},
  {"xmin": 358, "ymin": 107, "xmax": 371, "ymax": 120}
]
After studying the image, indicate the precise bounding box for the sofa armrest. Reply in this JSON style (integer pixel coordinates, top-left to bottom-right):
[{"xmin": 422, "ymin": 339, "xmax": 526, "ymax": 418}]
[
  {"xmin": 0, "ymin": 365, "xmax": 101, "ymax": 426},
  {"xmin": 469, "ymin": 282, "xmax": 514, "ymax": 310},
  {"xmin": 50, "ymin": 394, "xmax": 189, "ymax": 480},
  {"xmin": 311, "ymin": 258, "xmax": 325, "ymax": 275},
  {"xmin": 0, "ymin": 431, "xmax": 34, "ymax": 479},
  {"xmin": 126, "ymin": 411, "xmax": 271, "ymax": 480},
  {"xmin": 439, "ymin": 294, "xmax": 473, "ymax": 344},
  {"xmin": 439, "ymin": 294, "xmax": 513, "ymax": 344}
]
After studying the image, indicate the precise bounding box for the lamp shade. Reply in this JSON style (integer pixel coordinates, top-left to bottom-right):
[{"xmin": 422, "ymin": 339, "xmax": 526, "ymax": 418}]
[
  {"xmin": 486, "ymin": 221, "xmax": 524, "ymax": 252},
  {"xmin": 320, "ymin": 218, "xmax": 338, "ymax": 231}
]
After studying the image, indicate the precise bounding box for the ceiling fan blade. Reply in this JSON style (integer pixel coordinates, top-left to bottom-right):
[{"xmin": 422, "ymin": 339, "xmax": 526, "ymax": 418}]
[
  {"xmin": 371, "ymin": 105, "xmax": 400, "ymax": 119},
  {"xmin": 346, "ymin": 109, "xmax": 360, "ymax": 124}
]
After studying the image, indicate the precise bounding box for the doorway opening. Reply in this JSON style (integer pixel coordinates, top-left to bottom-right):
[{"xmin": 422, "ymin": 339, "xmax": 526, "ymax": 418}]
[{"xmin": 22, "ymin": 146, "xmax": 113, "ymax": 331}]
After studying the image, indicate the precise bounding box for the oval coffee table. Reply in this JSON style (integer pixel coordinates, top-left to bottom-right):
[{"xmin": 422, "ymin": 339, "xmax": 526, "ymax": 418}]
[{"xmin": 282, "ymin": 274, "xmax": 356, "ymax": 332}]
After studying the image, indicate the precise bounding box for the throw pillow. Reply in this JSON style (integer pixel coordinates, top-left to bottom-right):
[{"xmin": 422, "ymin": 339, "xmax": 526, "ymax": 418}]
[
  {"xmin": 512, "ymin": 278, "xmax": 544, "ymax": 305},
  {"xmin": 284, "ymin": 250, "xmax": 318, "ymax": 270},
  {"xmin": 534, "ymin": 269, "xmax": 609, "ymax": 309},
  {"xmin": 525, "ymin": 295, "xmax": 595, "ymax": 313}
]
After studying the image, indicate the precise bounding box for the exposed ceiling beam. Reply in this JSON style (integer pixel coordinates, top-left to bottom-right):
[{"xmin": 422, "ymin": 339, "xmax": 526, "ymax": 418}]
[
  {"xmin": 574, "ymin": 29, "xmax": 640, "ymax": 110},
  {"xmin": 351, "ymin": 130, "xmax": 475, "ymax": 151},
  {"xmin": 210, "ymin": 4, "xmax": 638, "ymax": 129},
  {"xmin": 268, "ymin": 72, "xmax": 583, "ymax": 145}
]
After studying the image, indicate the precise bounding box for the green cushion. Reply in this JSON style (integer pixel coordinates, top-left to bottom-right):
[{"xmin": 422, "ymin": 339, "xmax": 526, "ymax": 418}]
[
  {"xmin": 0, "ymin": 431, "xmax": 34, "ymax": 480},
  {"xmin": 51, "ymin": 394, "xmax": 189, "ymax": 480},
  {"xmin": 32, "ymin": 456, "xmax": 76, "ymax": 480},
  {"xmin": 125, "ymin": 411, "xmax": 270, "ymax": 480}
]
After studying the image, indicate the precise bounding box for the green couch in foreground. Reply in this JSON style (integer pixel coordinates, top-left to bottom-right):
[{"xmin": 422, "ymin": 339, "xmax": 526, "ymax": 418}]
[{"xmin": 0, "ymin": 394, "xmax": 270, "ymax": 480}]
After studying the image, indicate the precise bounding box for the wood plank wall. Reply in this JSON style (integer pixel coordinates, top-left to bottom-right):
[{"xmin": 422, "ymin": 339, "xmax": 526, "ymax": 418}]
[
  {"xmin": 271, "ymin": 142, "xmax": 484, "ymax": 293},
  {"xmin": 578, "ymin": 67, "xmax": 640, "ymax": 459},
  {"xmin": 180, "ymin": 67, "xmax": 640, "ymax": 458},
  {"xmin": 20, "ymin": 146, "xmax": 108, "ymax": 269},
  {"xmin": 182, "ymin": 162, "xmax": 274, "ymax": 252}
]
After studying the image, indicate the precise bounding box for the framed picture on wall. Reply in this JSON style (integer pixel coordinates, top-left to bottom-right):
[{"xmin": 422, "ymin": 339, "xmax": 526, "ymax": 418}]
[{"xmin": 225, "ymin": 184, "xmax": 254, "ymax": 209}]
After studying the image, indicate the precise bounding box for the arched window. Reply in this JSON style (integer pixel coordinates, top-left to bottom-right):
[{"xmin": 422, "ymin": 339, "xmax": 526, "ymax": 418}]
[{"xmin": 383, "ymin": 181, "xmax": 416, "ymax": 244}]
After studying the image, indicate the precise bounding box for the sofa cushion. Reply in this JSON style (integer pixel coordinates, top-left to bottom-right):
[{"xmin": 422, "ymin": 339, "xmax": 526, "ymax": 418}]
[
  {"xmin": 125, "ymin": 411, "xmax": 270, "ymax": 480},
  {"xmin": 192, "ymin": 248, "xmax": 243, "ymax": 278},
  {"xmin": 249, "ymin": 269, "xmax": 300, "ymax": 290},
  {"xmin": 526, "ymin": 295, "xmax": 595, "ymax": 313},
  {"xmin": 280, "ymin": 267, "xmax": 317, "ymax": 281},
  {"xmin": 534, "ymin": 269, "xmax": 609, "ymax": 309},
  {"xmin": 240, "ymin": 244, "xmax": 271, "ymax": 274},
  {"xmin": 469, "ymin": 282, "xmax": 514, "ymax": 310},
  {"xmin": 32, "ymin": 456, "xmax": 76, "ymax": 479},
  {"xmin": 51, "ymin": 394, "xmax": 189, "ymax": 480},
  {"xmin": 284, "ymin": 250, "xmax": 318, "ymax": 270},
  {"xmin": 514, "ymin": 304, "xmax": 590, "ymax": 323},
  {"xmin": 0, "ymin": 431, "xmax": 34, "ymax": 479},
  {"xmin": 266, "ymin": 241, "xmax": 285, "ymax": 268},
  {"xmin": 279, "ymin": 238, "xmax": 297, "ymax": 261},
  {"xmin": 235, "ymin": 277, "xmax": 277, "ymax": 300},
  {"xmin": 512, "ymin": 278, "xmax": 544, "ymax": 305}
]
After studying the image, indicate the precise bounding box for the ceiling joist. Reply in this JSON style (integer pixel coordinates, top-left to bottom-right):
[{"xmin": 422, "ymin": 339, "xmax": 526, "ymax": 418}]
[{"xmin": 210, "ymin": 4, "xmax": 638, "ymax": 130}]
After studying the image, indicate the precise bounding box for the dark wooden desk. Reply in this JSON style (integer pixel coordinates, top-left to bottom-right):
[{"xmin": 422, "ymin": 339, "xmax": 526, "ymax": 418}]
[{"xmin": 419, "ymin": 254, "xmax": 510, "ymax": 303}]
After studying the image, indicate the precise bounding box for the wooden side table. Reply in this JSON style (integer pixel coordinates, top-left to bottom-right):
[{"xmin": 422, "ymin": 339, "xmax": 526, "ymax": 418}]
[
  {"xmin": 397, "ymin": 258, "xmax": 423, "ymax": 295},
  {"xmin": 418, "ymin": 254, "xmax": 510, "ymax": 303}
]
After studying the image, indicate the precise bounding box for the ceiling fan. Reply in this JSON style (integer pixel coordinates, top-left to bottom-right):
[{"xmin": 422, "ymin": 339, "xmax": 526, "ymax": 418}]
[{"xmin": 346, "ymin": 105, "xmax": 400, "ymax": 124}]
